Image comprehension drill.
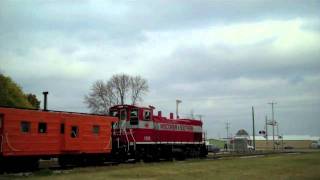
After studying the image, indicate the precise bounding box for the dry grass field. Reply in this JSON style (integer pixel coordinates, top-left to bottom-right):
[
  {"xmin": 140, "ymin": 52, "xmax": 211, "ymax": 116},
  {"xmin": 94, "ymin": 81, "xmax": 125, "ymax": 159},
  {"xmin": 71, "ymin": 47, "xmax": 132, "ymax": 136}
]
[{"xmin": 2, "ymin": 152, "xmax": 320, "ymax": 180}]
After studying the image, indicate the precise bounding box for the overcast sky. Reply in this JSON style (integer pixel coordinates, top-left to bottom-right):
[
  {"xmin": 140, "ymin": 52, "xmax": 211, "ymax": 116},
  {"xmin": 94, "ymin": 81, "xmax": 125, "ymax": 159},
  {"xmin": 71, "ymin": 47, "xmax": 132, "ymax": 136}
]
[{"xmin": 1, "ymin": 0, "xmax": 319, "ymax": 138}]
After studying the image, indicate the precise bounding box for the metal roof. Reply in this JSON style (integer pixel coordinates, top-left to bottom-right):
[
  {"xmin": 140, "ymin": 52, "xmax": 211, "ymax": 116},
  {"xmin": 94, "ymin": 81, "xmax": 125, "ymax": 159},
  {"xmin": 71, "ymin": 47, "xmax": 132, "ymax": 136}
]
[
  {"xmin": 250, "ymin": 135, "xmax": 320, "ymax": 141},
  {"xmin": 236, "ymin": 129, "xmax": 249, "ymax": 136}
]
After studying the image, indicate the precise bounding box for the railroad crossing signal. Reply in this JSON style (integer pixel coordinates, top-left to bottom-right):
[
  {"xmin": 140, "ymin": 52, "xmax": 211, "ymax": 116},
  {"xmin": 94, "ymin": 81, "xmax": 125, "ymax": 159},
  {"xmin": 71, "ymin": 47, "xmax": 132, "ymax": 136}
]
[
  {"xmin": 259, "ymin": 130, "xmax": 266, "ymax": 135},
  {"xmin": 259, "ymin": 130, "xmax": 267, "ymax": 138}
]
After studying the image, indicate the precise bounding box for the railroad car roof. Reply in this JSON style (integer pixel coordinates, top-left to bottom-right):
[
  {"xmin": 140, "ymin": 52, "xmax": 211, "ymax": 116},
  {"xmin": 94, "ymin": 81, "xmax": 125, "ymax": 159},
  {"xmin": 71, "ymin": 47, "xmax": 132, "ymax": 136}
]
[
  {"xmin": 0, "ymin": 105, "xmax": 109, "ymax": 117},
  {"xmin": 110, "ymin": 104, "xmax": 153, "ymax": 110},
  {"xmin": 153, "ymin": 116, "xmax": 202, "ymax": 125}
]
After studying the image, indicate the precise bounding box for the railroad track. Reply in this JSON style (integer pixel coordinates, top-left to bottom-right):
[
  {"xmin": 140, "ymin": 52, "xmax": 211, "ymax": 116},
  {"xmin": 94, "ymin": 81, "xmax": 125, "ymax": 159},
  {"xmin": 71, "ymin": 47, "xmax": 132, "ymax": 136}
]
[
  {"xmin": 36, "ymin": 151, "xmax": 308, "ymax": 170},
  {"xmin": 1, "ymin": 150, "xmax": 312, "ymax": 176}
]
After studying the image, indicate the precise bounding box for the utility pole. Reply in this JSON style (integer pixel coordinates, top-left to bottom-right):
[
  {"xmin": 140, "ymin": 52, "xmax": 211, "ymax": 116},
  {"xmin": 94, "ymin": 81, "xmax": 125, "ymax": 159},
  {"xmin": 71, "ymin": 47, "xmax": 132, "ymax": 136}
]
[
  {"xmin": 265, "ymin": 115, "xmax": 268, "ymax": 148},
  {"xmin": 176, "ymin": 99, "xmax": 182, "ymax": 119},
  {"xmin": 268, "ymin": 102, "xmax": 277, "ymax": 150},
  {"xmin": 225, "ymin": 121, "xmax": 230, "ymax": 139},
  {"xmin": 225, "ymin": 121, "xmax": 230, "ymax": 152},
  {"xmin": 252, "ymin": 106, "xmax": 255, "ymax": 150},
  {"xmin": 276, "ymin": 122, "xmax": 280, "ymax": 150}
]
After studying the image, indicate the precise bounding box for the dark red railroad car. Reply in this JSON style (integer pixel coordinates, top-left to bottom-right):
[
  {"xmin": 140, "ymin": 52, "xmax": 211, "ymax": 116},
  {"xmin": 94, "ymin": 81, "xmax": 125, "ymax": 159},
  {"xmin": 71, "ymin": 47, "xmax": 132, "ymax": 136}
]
[
  {"xmin": 0, "ymin": 107, "xmax": 117, "ymax": 169},
  {"xmin": 110, "ymin": 105, "xmax": 207, "ymax": 161}
]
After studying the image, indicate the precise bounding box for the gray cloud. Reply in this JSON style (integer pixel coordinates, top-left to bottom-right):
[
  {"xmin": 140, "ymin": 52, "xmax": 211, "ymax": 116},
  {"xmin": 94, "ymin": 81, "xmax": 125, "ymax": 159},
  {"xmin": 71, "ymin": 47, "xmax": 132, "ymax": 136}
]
[{"xmin": 1, "ymin": 0, "xmax": 320, "ymax": 137}]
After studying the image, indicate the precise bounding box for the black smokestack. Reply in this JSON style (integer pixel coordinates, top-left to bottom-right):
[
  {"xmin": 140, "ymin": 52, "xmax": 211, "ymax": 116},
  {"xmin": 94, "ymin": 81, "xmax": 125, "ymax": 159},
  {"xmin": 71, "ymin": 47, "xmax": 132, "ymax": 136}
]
[{"xmin": 43, "ymin": 91, "xmax": 48, "ymax": 111}]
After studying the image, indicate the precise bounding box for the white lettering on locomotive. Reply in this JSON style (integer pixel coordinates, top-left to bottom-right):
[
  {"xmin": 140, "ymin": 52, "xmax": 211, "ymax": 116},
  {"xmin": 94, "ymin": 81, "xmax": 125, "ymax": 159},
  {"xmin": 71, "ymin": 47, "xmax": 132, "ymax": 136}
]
[
  {"xmin": 144, "ymin": 136, "xmax": 151, "ymax": 141},
  {"xmin": 156, "ymin": 123, "xmax": 201, "ymax": 132}
]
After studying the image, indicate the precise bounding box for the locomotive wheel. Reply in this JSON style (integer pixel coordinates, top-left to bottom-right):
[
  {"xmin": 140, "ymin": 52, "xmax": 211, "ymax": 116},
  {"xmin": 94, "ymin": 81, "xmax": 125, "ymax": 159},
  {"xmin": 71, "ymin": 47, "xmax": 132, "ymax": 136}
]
[
  {"xmin": 27, "ymin": 158, "xmax": 39, "ymax": 171},
  {"xmin": 174, "ymin": 152, "xmax": 186, "ymax": 161},
  {"xmin": 142, "ymin": 154, "xmax": 153, "ymax": 162},
  {"xmin": 134, "ymin": 151, "xmax": 141, "ymax": 163},
  {"xmin": 163, "ymin": 146, "xmax": 173, "ymax": 161},
  {"xmin": 0, "ymin": 157, "xmax": 5, "ymax": 173}
]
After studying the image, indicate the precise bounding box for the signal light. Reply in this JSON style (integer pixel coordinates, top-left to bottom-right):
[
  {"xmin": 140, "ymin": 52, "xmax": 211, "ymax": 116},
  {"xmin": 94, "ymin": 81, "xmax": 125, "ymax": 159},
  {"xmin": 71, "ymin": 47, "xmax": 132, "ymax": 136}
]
[{"xmin": 259, "ymin": 130, "xmax": 266, "ymax": 135}]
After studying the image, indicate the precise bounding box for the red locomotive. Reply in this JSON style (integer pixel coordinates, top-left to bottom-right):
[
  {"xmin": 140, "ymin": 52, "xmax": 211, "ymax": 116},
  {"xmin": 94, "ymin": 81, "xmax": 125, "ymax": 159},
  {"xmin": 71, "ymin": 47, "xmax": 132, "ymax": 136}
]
[
  {"xmin": 110, "ymin": 105, "xmax": 207, "ymax": 161},
  {"xmin": 0, "ymin": 104, "xmax": 207, "ymax": 170}
]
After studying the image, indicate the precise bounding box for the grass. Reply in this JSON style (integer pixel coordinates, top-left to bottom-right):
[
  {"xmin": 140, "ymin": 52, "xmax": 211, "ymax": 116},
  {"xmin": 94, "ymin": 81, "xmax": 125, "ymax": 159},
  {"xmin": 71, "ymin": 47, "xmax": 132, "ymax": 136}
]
[
  {"xmin": 208, "ymin": 138, "xmax": 225, "ymax": 148},
  {"xmin": 3, "ymin": 152, "xmax": 320, "ymax": 180}
]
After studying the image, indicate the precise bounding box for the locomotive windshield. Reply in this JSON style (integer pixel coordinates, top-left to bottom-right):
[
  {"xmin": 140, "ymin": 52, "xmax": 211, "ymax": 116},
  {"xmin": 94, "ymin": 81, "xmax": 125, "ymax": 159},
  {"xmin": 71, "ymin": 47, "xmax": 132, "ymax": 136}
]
[
  {"xmin": 130, "ymin": 108, "xmax": 139, "ymax": 125},
  {"xmin": 143, "ymin": 110, "xmax": 151, "ymax": 121},
  {"xmin": 120, "ymin": 109, "xmax": 127, "ymax": 121}
]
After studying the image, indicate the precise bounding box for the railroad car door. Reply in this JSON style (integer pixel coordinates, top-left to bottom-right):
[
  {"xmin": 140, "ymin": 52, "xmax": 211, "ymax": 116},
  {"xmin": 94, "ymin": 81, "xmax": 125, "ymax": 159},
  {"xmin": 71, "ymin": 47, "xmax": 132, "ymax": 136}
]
[
  {"xmin": 60, "ymin": 119, "xmax": 66, "ymax": 151},
  {"xmin": 63, "ymin": 119, "xmax": 81, "ymax": 152},
  {"xmin": 0, "ymin": 114, "xmax": 3, "ymax": 153},
  {"xmin": 119, "ymin": 109, "xmax": 127, "ymax": 129}
]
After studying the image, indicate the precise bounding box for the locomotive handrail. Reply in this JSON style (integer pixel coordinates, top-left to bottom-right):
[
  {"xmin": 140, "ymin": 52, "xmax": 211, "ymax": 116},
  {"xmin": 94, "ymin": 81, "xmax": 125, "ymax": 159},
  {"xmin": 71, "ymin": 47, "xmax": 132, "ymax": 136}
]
[
  {"xmin": 116, "ymin": 119, "xmax": 130, "ymax": 151},
  {"xmin": 123, "ymin": 128, "xmax": 130, "ymax": 151},
  {"xmin": 119, "ymin": 120, "xmax": 126, "ymax": 135},
  {"xmin": 129, "ymin": 129, "xmax": 136, "ymax": 151},
  {"xmin": 129, "ymin": 129, "xmax": 136, "ymax": 142},
  {"xmin": 113, "ymin": 122, "xmax": 118, "ymax": 135},
  {"xmin": 104, "ymin": 135, "xmax": 112, "ymax": 150}
]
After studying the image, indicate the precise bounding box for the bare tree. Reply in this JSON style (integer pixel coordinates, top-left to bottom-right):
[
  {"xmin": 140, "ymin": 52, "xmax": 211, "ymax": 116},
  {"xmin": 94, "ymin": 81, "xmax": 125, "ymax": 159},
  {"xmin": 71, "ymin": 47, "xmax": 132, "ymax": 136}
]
[
  {"xmin": 84, "ymin": 80, "xmax": 117, "ymax": 114},
  {"xmin": 109, "ymin": 74, "xmax": 130, "ymax": 105},
  {"xmin": 84, "ymin": 73, "xmax": 148, "ymax": 114},
  {"xmin": 130, "ymin": 75, "xmax": 148, "ymax": 105}
]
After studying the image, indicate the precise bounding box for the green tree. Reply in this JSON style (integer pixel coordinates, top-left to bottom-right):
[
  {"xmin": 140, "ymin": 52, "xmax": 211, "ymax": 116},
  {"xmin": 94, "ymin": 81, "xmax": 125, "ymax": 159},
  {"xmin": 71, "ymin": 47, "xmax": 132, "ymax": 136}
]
[
  {"xmin": 26, "ymin": 93, "xmax": 40, "ymax": 109},
  {"xmin": 0, "ymin": 73, "xmax": 38, "ymax": 109}
]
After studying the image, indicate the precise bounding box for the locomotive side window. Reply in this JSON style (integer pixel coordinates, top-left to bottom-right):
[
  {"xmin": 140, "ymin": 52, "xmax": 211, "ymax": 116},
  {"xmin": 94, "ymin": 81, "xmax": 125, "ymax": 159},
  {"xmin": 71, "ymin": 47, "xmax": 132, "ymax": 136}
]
[
  {"xmin": 120, "ymin": 110, "xmax": 127, "ymax": 121},
  {"xmin": 130, "ymin": 109, "xmax": 139, "ymax": 125},
  {"xmin": 71, "ymin": 126, "xmax": 79, "ymax": 138},
  {"xmin": 143, "ymin": 110, "xmax": 151, "ymax": 121},
  {"xmin": 21, "ymin": 121, "xmax": 30, "ymax": 133},
  {"xmin": 93, "ymin": 125, "xmax": 100, "ymax": 135},
  {"xmin": 60, "ymin": 123, "xmax": 65, "ymax": 134},
  {"xmin": 38, "ymin": 122, "xmax": 47, "ymax": 133}
]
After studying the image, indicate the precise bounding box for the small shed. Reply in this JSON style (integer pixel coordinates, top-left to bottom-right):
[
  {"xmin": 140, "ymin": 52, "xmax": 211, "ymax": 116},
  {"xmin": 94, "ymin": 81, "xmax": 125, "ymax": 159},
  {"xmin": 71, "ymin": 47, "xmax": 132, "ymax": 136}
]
[{"xmin": 233, "ymin": 129, "xmax": 251, "ymax": 152}]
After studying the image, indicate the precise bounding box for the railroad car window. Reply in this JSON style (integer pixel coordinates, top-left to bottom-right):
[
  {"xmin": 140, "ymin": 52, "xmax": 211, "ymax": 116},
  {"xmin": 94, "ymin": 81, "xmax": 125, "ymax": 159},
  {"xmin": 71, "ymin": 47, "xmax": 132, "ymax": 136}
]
[
  {"xmin": 93, "ymin": 125, "xmax": 100, "ymax": 135},
  {"xmin": 144, "ymin": 110, "xmax": 151, "ymax": 121},
  {"xmin": 120, "ymin": 110, "xmax": 127, "ymax": 121},
  {"xmin": 130, "ymin": 109, "xmax": 139, "ymax": 125},
  {"xmin": 38, "ymin": 122, "xmax": 47, "ymax": 133},
  {"xmin": 71, "ymin": 126, "xmax": 79, "ymax": 138},
  {"xmin": 21, "ymin": 121, "xmax": 30, "ymax": 133},
  {"xmin": 60, "ymin": 123, "xmax": 65, "ymax": 134}
]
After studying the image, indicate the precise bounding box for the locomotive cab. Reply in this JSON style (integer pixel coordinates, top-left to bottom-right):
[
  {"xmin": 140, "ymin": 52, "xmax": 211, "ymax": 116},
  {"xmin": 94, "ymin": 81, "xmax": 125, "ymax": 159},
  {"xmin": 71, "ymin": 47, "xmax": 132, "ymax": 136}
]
[
  {"xmin": 109, "ymin": 105, "xmax": 155, "ymax": 160},
  {"xmin": 109, "ymin": 105, "xmax": 154, "ymax": 128}
]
